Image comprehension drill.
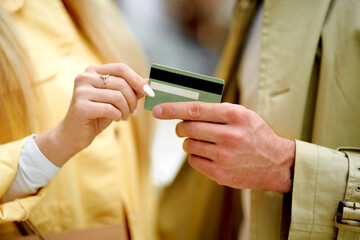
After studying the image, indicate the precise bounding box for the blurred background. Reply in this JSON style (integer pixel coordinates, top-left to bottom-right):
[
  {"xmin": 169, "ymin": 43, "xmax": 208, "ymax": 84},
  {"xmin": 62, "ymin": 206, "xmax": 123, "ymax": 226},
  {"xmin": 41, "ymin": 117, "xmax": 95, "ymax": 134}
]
[{"xmin": 117, "ymin": 0, "xmax": 235, "ymax": 187}]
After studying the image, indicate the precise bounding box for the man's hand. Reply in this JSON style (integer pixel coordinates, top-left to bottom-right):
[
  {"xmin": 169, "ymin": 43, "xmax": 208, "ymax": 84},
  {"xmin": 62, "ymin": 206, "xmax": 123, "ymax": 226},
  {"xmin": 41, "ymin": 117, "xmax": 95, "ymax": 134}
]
[{"xmin": 153, "ymin": 102, "xmax": 295, "ymax": 193}]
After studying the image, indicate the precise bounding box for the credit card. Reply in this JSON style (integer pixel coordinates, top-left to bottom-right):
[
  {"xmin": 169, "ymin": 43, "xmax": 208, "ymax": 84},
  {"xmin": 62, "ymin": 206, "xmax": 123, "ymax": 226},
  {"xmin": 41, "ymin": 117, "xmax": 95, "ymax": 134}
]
[{"xmin": 144, "ymin": 64, "xmax": 224, "ymax": 111}]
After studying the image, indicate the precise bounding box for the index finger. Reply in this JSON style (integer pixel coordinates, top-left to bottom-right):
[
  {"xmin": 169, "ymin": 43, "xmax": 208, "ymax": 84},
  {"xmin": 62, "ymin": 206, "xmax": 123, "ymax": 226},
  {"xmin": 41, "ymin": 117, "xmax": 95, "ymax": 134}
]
[
  {"xmin": 88, "ymin": 63, "xmax": 155, "ymax": 97},
  {"xmin": 152, "ymin": 102, "xmax": 233, "ymax": 123}
]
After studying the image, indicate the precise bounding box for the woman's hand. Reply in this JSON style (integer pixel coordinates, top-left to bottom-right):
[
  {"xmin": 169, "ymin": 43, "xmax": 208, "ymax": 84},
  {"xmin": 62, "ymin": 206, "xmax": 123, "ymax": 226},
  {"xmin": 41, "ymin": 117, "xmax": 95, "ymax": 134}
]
[{"xmin": 35, "ymin": 63, "xmax": 154, "ymax": 167}]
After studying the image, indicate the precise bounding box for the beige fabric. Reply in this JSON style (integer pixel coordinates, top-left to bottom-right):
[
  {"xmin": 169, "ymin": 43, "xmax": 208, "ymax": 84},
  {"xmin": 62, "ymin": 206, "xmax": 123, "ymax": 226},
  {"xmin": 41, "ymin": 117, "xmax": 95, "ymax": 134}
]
[
  {"xmin": 0, "ymin": 0, "xmax": 157, "ymax": 239},
  {"xmin": 237, "ymin": 1, "xmax": 263, "ymax": 110},
  {"xmin": 337, "ymin": 149, "xmax": 360, "ymax": 239},
  {"xmin": 290, "ymin": 141, "xmax": 348, "ymax": 238},
  {"xmin": 343, "ymin": 207, "xmax": 360, "ymax": 222},
  {"xmin": 158, "ymin": 0, "xmax": 360, "ymax": 239}
]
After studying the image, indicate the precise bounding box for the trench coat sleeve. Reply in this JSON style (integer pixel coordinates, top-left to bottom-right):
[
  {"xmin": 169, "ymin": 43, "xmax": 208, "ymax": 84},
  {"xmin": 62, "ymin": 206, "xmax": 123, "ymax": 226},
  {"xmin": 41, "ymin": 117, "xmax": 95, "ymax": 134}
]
[
  {"xmin": 290, "ymin": 140, "xmax": 360, "ymax": 239},
  {"xmin": 0, "ymin": 138, "xmax": 45, "ymax": 222}
]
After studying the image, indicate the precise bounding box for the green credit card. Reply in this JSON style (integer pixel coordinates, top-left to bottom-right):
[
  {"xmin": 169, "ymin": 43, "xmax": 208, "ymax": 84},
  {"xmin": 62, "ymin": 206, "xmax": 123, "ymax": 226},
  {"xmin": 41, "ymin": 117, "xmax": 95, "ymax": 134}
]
[{"xmin": 144, "ymin": 64, "xmax": 224, "ymax": 111}]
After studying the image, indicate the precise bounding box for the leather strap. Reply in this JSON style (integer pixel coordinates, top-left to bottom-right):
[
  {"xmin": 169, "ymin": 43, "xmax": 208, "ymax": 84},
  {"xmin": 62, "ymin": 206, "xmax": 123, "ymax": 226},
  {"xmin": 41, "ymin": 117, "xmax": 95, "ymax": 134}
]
[{"xmin": 336, "ymin": 148, "xmax": 360, "ymax": 239}]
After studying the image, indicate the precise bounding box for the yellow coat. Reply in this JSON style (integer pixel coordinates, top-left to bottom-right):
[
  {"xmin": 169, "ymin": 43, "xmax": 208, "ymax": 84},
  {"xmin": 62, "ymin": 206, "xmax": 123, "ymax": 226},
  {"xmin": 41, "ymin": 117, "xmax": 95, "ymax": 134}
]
[
  {"xmin": 0, "ymin": 0, "xmax": 157, "ymax": 239},
  {"xmin": 158, "ymin": 0, "xmax": 360, "ymax": 239}
]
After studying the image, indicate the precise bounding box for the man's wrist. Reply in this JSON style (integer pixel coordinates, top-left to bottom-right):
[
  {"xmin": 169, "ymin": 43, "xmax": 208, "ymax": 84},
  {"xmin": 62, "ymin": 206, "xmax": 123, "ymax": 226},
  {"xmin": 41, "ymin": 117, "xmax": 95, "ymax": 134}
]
[
  {"xmin": 272, "ymin": 137, "xmax": 295, "ymax": 193},
  {"xmin": 281, "ymin": 138, "xmax": 296, "ymax": 192}
]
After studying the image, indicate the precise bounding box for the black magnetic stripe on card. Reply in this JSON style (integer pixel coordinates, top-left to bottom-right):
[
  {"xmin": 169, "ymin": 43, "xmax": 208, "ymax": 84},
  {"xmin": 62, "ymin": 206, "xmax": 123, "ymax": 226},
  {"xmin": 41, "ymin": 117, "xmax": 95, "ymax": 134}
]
[{"xmin": 150, "ymin": 68, "xmax": 223, "ymax": 95}]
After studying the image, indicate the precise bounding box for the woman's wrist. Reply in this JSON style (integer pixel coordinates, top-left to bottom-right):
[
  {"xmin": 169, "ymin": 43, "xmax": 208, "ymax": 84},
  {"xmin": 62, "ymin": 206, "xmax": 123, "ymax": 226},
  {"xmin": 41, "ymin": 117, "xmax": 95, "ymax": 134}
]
[{"xmin": 34, "ymin": 121, "xmax": 78, "ymax": 167}]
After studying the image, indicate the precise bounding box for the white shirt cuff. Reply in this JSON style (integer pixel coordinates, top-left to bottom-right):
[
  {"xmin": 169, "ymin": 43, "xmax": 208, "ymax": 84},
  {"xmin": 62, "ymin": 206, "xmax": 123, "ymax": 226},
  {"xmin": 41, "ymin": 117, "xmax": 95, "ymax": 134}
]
[{"xmin": 2, "ymin": 134, "xmax": 60, "ymax": 202}]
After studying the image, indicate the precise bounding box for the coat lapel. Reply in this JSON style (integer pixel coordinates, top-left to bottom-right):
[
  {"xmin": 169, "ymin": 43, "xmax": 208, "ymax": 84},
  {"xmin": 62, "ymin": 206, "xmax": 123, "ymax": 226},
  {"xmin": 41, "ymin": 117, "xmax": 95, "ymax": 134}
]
[
  {"xmin": 257, "ymin": 0, "xmax": 332, "ymax": 139},
  {"xmin": 216, "ymin": 0, "xmax": 332, "ymax": 239},
  {"xmin": 253, "ymin": 1, "xmax": 332, "ymax": 239}
]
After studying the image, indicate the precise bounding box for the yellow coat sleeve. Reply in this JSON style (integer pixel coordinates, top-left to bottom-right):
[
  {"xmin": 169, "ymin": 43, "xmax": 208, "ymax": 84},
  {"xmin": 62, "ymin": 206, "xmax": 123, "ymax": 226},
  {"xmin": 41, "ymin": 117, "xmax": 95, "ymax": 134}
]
[
  {"xmin": 0, "ymin": 138, "xmax": 41, "ymax": 222},
  {"xmin": 0, "ymin": 139, "xmax": 24, "ymax": 198}
]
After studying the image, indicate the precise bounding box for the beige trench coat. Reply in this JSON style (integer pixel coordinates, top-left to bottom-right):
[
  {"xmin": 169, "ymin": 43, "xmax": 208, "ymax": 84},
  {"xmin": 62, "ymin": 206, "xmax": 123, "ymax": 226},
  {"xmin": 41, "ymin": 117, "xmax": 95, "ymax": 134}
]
[{"xmin": 158, "ymin": 0, "xmax": 360, "ymax": 239}]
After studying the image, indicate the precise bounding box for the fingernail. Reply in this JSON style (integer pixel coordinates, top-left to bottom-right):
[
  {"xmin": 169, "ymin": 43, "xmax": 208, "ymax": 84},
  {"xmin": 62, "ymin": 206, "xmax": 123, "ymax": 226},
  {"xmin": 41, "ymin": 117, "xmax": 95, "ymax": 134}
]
[
  {"xmin": 132, "ymin": 107, "xmax": 138, "ymax": 116},
  {"xmin": 143, "ymin": 85, "xmax": 155, "ymax": 97},
  {"xmin": 152, "ymin": 105, "xmax": 162, "ymax": 117}
]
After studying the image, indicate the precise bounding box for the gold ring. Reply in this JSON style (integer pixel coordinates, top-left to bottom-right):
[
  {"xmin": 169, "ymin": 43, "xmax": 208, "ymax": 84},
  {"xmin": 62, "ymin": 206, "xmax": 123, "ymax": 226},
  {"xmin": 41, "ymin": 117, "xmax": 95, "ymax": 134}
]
[{"xmin": 100, "ymin": 74, "xmax": 110, "ymax": 89}]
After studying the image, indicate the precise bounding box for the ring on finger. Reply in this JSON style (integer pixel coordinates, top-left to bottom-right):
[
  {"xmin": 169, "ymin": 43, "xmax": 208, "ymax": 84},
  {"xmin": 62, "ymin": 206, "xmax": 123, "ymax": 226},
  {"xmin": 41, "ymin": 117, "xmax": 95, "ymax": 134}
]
[{"xmin": 100, "ymin": 74, "xmax": 110, "ymax": 89}]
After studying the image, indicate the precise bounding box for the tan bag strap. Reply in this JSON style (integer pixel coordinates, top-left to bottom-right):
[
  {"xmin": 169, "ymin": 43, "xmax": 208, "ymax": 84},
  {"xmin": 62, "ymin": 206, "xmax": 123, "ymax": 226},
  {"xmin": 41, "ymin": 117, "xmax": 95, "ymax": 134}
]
[
  {"xmin": 15, "ymin": 219, "xmax": 47, "ymax": 240},
  {"xmin": 335, "ymin": 148, "xmax": 360, "ymax": 239}
]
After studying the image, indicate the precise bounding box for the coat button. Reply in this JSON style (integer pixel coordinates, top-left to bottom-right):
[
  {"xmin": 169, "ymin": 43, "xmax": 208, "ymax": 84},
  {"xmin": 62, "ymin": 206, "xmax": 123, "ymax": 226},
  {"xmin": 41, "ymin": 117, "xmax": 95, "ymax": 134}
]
[{"xmin": 356, "ymin": 185, "xmax": 360, "ymax": 192}]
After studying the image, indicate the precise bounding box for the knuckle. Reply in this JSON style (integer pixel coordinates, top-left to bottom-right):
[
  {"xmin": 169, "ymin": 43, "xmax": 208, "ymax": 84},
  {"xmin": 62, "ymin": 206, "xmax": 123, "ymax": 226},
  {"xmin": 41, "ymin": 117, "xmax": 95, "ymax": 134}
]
[
  {"xmin": 221, "ymin": 130, "xmax": 242, "ymax": 145},
  {"xmin": 184, "ymin": 138, "xmax": 195, "ymax": 153},
  {"xmin": 117, "ymin": 63, "xmax": 128, "ymax": 72},
  {"xmin": 175, "ymin": 122, "xmax": 183, "ymax": 137},
  {"xmin": 217, "ymin": 149, "xmax": 235, "ymax": 167},
  {"xmin": 118, "ymin": 78, "xmax": 127, "ymax": 89},
  {"xmin": 187, "ymin": 102, "xmax": 204, "ymax": 120},
  {"xmin": 240, "ymin": 109, "xmax": 251, "ymax": 123},
  {"xmin": 115, "ymin": 111, "xmax": 123, "ymax": 122},
  {"xmin": 122, "ymin": 104, "xmax": 131, "ymax": 114},
  {"xmin": 182, "ymin": 139, "xmax": 190, "ymax": 153},
  {"xmin": 216, "ymin": 149, "xmax": 231, "ymax": 163},
  {"xmin": 183, "ymin": 122, "xmax": 196, "ymax": 137},
  {"xmin": 121, "ymin": 106, "xmax": 130, "ymax": 118},
  {"xmin": 225, "ymin": 104, "xmax": 251, "ymax": 123},
  {"xmin": 103, "ymin": 104, "xmax": 114, "ymax": 116},
  {"xmin": 85, "ymin": 65, "xmax": 96, "ymax": 73},
  {"xmin": 128, "ymin": 100, "xmax": 136, "ymax": 113},
  {"xmin": 109, "ymin": 91, "xmax": 124, "ymax": 104},
  {"xmin": 224, "ymin": 105, "xmax": 242, "ymax": 122},
  {"xmin": 114, "ymin": 111, "xmax": 122, "ymax": 121},
  {"xmin": 187, "ymin": 154, "xmax": 196, "ymax": 167},
  {"xmin": 130, "ymin": 102, "xmax": 138, "ymax": 113},
  {"xmin": 73, "ymin": 85, "xmax": 86, "ymax": 98},
  {"xmin": 74, "ymin": 72, "xmax": 90, "ymax": 85},
  {"xmin": 187, "ymin": 154, "xmax": 201, "ymax": 169},
  {"xmin": 73, "ymin": 99, "xmax": 85, "ymax": 113}
]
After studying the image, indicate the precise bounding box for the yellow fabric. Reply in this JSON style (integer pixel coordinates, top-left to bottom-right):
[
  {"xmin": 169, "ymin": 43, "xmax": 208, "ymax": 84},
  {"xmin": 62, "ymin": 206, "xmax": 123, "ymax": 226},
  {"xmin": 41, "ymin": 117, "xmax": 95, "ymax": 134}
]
[
  {"xmin": 0, "ymin": 140, "xmax": 25, "ymax": 199},
  {"xmin": 0, "ymin": 0, "xmax": 24, "ymax": 12},
  {"xmin": 158, "ymin": 0, "xmax": 360, "ymax": 239},
  {"xmin": 0, "ymin": 0, "xmax": 157, "ymax": 239}
]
